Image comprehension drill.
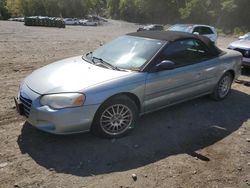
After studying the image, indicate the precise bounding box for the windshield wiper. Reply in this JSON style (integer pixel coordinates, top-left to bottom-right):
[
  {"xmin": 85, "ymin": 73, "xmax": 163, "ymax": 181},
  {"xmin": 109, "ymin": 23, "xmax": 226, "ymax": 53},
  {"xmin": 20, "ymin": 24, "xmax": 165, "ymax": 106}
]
[
  {"xmin": 82, "ymin": 52, "xmax": 93, "ymax": 64},
  {"xmin": 92, "ymin": 56, "xmax": 121, "ymax": 71},
  {"xmin": 83, "ymin": 52, "xmax": 122, "ymax": 71},
  {"xmin": 86, "ymin": 52, "xmax": 93, "ymax": 58}
]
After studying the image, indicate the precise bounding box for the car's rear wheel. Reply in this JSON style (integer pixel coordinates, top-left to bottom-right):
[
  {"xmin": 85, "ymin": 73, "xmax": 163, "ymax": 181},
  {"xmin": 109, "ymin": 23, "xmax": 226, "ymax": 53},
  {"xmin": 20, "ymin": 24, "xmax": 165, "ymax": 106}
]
[
  {"xmin": 92, "ymin": 95, "xmax": 139, "ymax": 138},
  {"xmin": 211, "ymin": 72, "xmax": 233, "ymax": 100}
]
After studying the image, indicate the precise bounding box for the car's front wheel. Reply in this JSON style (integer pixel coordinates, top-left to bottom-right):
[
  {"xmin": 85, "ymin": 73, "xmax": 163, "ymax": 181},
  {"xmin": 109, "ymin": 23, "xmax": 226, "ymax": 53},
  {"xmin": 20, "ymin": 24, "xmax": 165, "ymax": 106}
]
[
  {"xmin": 211, "ymin": 72, "xmax": 233, "ymax": 100},
  {"xmin": 92, "ymin": 95, "xmax": 139, "ymax": 138}
]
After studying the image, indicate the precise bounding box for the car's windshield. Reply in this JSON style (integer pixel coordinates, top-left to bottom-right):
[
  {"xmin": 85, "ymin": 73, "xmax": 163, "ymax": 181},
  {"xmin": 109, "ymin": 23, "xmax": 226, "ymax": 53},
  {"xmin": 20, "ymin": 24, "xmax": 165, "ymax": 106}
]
[
  {"xmin": 168, "ymin": 25, "xmax": 192, "ymax": 32},
  {"xmin": 89, "ymin": 36, "xmax": 164, "ymax": 71}
]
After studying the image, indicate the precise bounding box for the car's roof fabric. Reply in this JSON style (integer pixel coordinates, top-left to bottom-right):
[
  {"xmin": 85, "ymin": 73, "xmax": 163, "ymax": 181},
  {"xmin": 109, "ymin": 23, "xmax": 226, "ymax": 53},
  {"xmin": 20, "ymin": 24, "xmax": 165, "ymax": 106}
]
[
  {"xmin": 127, "ymin": 30, "xmax": 208, "ymax": 43},
  {"xmin": 127, "ymin": 31, "xmax": 221, "ymax": 55}
]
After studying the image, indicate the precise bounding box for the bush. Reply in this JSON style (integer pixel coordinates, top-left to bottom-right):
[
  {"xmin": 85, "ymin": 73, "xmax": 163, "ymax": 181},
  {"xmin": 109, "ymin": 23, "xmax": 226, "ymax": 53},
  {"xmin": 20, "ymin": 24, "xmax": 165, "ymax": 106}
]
[{"xmin": 233, "ymin": 27, "xmax": 247, "ymax": 36}]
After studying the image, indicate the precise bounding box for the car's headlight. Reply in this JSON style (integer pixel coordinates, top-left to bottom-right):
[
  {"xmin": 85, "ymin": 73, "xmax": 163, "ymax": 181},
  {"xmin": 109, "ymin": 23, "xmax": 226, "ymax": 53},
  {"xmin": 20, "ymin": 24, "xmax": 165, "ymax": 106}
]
[{"xmin": 40, "ymin": 93, "xmax": 85, "ymax": 109}]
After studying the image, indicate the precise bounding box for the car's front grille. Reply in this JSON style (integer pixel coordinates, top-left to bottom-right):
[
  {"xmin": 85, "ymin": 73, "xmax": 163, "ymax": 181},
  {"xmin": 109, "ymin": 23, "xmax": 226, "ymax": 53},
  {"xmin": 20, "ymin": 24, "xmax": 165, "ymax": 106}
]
[
  {"xmin": 19, "ymin": 95, "xmax": 32, "ymax": 117},
  {"xmin": 234, "ymin": 48, "xmax": 250, "ymax": 58}
]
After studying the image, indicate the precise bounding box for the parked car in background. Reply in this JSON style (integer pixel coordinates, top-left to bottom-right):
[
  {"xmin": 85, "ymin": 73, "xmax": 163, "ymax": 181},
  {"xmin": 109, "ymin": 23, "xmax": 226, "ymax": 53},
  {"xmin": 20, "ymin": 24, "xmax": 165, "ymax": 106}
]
[
  {"xmin": 168, "ymin": 24, "xmax": 218, "ymax": 43},
  {"xmin": 96, "ymin": 16, "xmax": 108, "ymax": 22},
  {"xmin": 15, "ymin": 31, "xmax": 242, "ymax": 138},
  {"xmin": 63, "ymin": 18, "xmax": 79, "ymax": 25},
  {"xmin": 228, "ymin": 32, "xmax": 250, "ymax": 68},
  {"xmin": 86, "ymin": 15, "xmax": 107, "ymax": 22},
  {"xmin": 137, "ymin": 24, "xmax": 164, "ymax": 32},
  {"xmin": 79, "ymin": 19, "xmax": 99, "ymax": 26},
  {"xmin": 239, "ymin": 32, "xmax": 250, "ymax": 40},
  {"xmin": 8, "ymin": 17, "xmax": 25, "ymax": 22}
]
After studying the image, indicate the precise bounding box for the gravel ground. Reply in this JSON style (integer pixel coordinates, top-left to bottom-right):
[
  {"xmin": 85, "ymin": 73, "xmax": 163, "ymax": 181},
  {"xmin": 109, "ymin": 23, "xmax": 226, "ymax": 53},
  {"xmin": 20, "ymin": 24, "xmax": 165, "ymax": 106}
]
[{"xmin": 0, "ymin": 20, "xmax": 250, "ymax": 188}]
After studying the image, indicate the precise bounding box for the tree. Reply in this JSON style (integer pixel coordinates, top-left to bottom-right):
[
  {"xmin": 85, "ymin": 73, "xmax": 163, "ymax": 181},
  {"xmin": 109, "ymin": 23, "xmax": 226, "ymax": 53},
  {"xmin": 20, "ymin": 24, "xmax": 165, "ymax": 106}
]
[
  {"xmin": 107, "ymin": 0, "xmax": 121, "ymax": 19},
  {"xmin": 2, "ymin": 0, "xmax": 250, "ymax": 32},
  {"xmin": 90, "ymin": 0, "xmax": 107, "ymax": 16},
  {"xmin": 179, "ymin": 0, "xmax": 212, "ymax": 24},
  {"xmin": 6, "ymin": 0, "xmax": 23, "ymax": 17},
  {"xmin": 0, "ymin": 0, "xmax": 10, "ymax": 19}
]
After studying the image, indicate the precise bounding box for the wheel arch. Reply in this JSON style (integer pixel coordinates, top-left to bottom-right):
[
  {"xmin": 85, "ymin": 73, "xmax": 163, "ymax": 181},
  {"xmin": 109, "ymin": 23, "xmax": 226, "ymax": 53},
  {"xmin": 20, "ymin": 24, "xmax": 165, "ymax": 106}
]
[
  {"xmin": 91, "ymin": 92, "xmax": 141, "ymax": 125},
  {"xmin": 99, "ymin": 92, "xmax": 142, "ymax": 112},
  {"xmin": 211, "ymin": 69, "xmax": 235, "ymax": 101},
  {"xmin": 226, "ymin": 69, "xmax": 235, "ymax": 80},
  {"xmin": 90, "ymin": 92, "xmax": 141, "ymax": 136}
]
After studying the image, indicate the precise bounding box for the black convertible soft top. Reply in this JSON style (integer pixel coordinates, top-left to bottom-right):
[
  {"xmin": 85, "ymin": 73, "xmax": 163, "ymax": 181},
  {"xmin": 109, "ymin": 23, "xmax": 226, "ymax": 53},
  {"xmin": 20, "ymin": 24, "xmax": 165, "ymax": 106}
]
[{"xmin": 127, "ymin": 31, "xmax": 221, "ymax": 56}]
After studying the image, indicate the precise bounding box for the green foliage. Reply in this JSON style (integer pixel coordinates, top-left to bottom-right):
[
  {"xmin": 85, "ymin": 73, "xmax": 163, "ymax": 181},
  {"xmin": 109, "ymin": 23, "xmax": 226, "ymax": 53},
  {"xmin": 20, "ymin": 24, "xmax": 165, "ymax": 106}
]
[
  {"xmin": 180, "ymin": 0, "xmax": 219, "ymax": 24},
  {"xmin": 233, "ymin": 27, "xmax": 248, "ymax": 36},
  {"xmin": 107, "ymin": 0, "xmax": 120, "ymax": 19},
  {"xmin": 109, "ymin": 0, "xmax": 249, "ymax": 32},
  {"xmin": 2, "ymin": 0, "xmax": 250, "ymax": 32},
  {"xmin": 4, "ymin": 0, "xmax": 107, "ymax": 18},
  {"xmin": 0, "ymin": 0, "xmax": 11, "ymax": 19}
]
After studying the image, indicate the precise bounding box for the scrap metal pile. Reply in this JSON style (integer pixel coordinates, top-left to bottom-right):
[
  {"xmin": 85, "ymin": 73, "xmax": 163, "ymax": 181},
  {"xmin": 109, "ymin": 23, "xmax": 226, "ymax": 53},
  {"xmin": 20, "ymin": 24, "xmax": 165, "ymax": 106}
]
[{"xmin": 24, "ymin": 16, "xmax": 65, "ymax": 28}]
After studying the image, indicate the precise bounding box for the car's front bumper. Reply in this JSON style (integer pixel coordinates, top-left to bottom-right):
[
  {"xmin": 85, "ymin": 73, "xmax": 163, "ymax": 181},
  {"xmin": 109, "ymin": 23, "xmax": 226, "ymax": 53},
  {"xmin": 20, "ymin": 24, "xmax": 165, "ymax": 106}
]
[
  {"xmin": 15, "ymin": 83, "xmax": 100, "ymax": 134},
  {"xmin": 26, "ymin": 104, "xmax": 99, "ymax": 134}
]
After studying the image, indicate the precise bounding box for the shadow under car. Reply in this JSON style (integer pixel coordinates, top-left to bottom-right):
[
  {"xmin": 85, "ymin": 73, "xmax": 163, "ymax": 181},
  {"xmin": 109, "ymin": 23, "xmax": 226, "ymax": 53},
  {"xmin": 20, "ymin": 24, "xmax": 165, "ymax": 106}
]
[{"xmin": 17, "ymin": 89, "xmax": 250, "ymax": 177}]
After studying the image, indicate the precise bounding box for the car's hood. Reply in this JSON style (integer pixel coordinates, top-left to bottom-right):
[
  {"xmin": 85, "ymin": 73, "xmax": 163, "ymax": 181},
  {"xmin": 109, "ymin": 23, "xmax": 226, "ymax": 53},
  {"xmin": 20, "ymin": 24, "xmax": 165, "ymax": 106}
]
[
  {"xmin": 25, "ymin": 56, "xmax": 132, "ymax": 94},
  {"xmin": 229, "ymin": 40, "xmax": 250, "ymax": 49}
]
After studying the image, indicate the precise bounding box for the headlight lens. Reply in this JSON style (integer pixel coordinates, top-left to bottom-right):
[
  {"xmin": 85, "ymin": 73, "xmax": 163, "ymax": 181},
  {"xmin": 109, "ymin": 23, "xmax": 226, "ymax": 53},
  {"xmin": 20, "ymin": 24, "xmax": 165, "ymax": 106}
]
[{"xmin": 40, "ymin": 93, "xmax": 85, "ymax": 109}]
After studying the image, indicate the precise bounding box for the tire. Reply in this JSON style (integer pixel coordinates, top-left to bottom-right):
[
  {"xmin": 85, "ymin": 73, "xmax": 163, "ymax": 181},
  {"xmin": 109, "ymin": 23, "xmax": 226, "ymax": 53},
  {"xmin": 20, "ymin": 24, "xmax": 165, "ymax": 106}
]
[
  {"xmin": 91, "ymin": 95, "xmax": 139, "ymax": 138},
  {"xmin": 211, "ymin": 72, "xmax": 233, "ymax": 100}
]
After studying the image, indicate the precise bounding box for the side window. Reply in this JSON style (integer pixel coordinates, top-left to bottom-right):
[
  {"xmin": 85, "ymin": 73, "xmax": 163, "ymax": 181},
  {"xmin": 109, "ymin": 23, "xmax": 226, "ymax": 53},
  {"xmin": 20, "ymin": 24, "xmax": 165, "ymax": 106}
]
[
  {"xmin": 193, "ymin": 27, "xmax": 201, "ymax": 34},
  {"xmin": 200, "ymin": 27, "xmax": 214, "ymax": 35},
  {"xmin": 156, "ymin": 26, "xmax": 163, "ymax": 30},
  {"xmin": 157, "ymin": 39, "xmax": 212, "ymax": 68}
]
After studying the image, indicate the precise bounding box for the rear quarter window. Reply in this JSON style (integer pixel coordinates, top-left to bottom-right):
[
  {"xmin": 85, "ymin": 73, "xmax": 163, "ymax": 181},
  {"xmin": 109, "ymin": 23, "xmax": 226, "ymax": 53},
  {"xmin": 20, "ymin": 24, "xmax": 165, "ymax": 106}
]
[{"xmin": 200, "ymin": 27, "xmax": 214, "ymax": 35}]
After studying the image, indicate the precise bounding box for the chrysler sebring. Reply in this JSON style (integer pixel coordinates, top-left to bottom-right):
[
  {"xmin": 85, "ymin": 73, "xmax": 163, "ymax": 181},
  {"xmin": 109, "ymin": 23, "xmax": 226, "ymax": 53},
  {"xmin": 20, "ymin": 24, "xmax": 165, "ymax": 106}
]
[{"xmin": 15, "ymin": 31, "xmax": 242, "ymax": 138}]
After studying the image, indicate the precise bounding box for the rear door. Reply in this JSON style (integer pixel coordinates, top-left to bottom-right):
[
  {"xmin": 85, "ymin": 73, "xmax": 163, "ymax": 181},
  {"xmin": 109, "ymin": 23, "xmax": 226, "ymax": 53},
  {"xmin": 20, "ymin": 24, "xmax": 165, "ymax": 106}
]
[{"xmin": 144, "ymin": 39, "xmax": 216, "ymax": 112}]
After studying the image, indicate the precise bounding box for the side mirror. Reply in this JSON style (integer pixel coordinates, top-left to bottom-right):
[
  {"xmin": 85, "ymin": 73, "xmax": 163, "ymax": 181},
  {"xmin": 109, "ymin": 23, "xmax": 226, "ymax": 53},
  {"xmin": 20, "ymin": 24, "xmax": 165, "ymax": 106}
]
[
  {"xmin": 193, "ymin": 32, "xmax": 199, "ymax": 35},
  {"xmin": 152, "ymin": 60, "xmax": 175, "ymax": 72}
]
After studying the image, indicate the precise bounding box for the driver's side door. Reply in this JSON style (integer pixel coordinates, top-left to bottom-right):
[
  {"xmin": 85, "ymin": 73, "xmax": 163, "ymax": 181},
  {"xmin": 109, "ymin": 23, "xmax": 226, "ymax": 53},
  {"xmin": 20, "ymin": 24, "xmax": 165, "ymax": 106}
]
[{"xmin": 143, "ymin": 39, "xmax": 214, "ymax": 113}]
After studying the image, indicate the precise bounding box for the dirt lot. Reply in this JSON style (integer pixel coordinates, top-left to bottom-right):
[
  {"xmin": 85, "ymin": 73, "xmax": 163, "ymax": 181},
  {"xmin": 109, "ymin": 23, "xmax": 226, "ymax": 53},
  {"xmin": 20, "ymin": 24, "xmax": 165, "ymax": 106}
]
[{"xmin": 0, "ymin": 20, "xmax": 250, "ymax": 188}]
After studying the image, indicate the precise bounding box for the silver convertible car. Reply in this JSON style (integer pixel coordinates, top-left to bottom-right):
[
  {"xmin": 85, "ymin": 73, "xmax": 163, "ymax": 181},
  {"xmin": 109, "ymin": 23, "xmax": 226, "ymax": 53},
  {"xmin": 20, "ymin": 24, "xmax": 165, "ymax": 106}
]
[{"xmin": 15, "ymin": 31, "xmax": 242, "ymax": 138}]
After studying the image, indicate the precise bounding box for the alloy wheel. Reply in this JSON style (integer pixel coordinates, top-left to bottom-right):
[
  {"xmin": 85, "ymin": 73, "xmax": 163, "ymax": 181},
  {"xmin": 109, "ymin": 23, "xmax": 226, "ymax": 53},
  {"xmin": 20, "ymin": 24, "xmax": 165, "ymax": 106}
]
[{"xmin": 100, "ymin": 104, "xmax": 133, "ymax": 135}]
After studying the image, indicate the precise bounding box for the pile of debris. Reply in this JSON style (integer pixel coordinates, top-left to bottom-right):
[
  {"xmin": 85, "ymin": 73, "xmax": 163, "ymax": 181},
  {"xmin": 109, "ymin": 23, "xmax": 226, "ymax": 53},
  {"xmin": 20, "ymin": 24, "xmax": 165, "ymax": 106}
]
[{"xmin": 24, "ymin": 16, "xmax": 65, "ymax": 28}]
